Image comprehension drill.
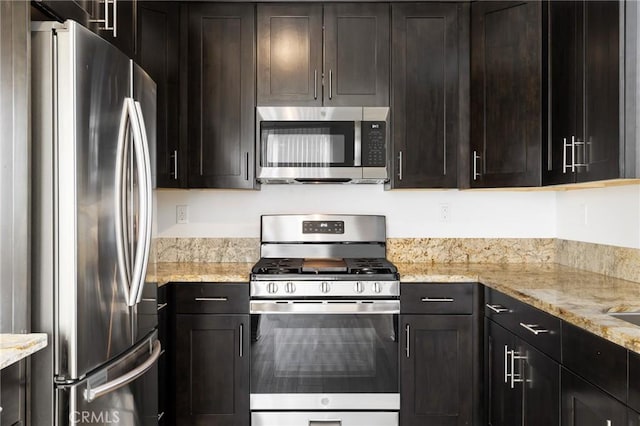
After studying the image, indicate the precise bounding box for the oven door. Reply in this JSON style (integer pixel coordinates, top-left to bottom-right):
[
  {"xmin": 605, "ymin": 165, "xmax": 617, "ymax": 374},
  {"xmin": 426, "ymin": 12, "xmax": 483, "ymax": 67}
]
[{"xmin": 249, "ymin": 300, "xmax": 399, "ymax": 411}]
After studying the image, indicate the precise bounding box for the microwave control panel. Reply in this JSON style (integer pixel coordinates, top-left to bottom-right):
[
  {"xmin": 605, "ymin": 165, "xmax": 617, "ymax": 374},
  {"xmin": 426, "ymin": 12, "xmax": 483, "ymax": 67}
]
[{"xmin": 361, "ymin": 121, "xmax": 387, "ymax": 167}]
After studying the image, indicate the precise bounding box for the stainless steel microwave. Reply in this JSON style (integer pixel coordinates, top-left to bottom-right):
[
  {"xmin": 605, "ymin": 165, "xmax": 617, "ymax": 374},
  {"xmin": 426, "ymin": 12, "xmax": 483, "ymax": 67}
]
[{"xmin": 256, "ymin": 107, "xmax": 390, "ymax": 184}]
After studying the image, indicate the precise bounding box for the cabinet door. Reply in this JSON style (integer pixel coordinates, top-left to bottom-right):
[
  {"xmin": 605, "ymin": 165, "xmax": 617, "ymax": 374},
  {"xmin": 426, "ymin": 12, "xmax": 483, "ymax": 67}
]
[
  {"xmin": 187, "ymin": 4, "xmax": 256, "ymax": 189},
  {"xmin": 401, "ymin": 315, "xmax": 473, "ymax": 426},
  {"xmin": 32, "ymin": 0, "xmax": 98, "ymax": 27},
  {"xmin": 561, "ymin": 368, "xmax": 627, "ymax": 426},
  {"xmin": 175, "ymin": 314, "xmax": 249, "ymax": 426},
  {"xmin": 157, "ymin": 285, "xmax": 170, "ymax": 425},
  {"xmin": 136, "ymin": 1, "xmax": 182, "ymax": 188},
  {"xmin": 257, "ymin": 4, "xmax": 323, "ymax": 106},
  {"xmin": 579, "ymin": 0, "xmax": 619, "ymax": 182},
  {"xmin": 391, "ymin": 3, "xmax": 458, "ymax": 188},
  {"xmin": 520, "ymin": 340, "xmax": 560, "ymax": 426},
  {"xmin": 471, "ymin": 1, "xmax": 541, "ymax": 187},
  {"xmin": 93, "ymin": 0, "xmax": 136, "ymax": 57},
  {"xmin": 486, "ymin": 319, "xmax": 522, "ymax": 426},
  {"xmin": 323, "ymin": 3, "xmax": 389, "ymax": 106},
  {"xmin": 545, "ymin": 0, "xmax": 580, "ymax": 185}
]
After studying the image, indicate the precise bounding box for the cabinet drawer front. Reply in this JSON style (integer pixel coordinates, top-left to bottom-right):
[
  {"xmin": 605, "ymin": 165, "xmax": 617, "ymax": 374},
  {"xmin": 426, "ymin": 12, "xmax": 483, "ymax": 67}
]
[
  {"xmin": 174, "ymin": 283, "xmax": 249, "ymax": 314},
  {"xmin": 629, "ymin": 351, "xmax": 640, "ymax": 412},
  {"xmin": 562, "ymin": 322, "xmax": 627, "ymax": 403},
  {"xmin": 401, "ymin": 283, "xmax": 473, "ymax": 314},
  {"xmin": 485, "ymin": 288, "xmax": 561, "ymax": 361}
]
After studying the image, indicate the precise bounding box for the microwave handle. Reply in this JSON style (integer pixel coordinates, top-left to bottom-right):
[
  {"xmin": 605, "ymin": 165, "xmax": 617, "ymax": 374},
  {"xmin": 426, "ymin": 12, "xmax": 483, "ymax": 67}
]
[{"xmin": 354, "ymin": 121, "xmax": 362, "ymax": 166}]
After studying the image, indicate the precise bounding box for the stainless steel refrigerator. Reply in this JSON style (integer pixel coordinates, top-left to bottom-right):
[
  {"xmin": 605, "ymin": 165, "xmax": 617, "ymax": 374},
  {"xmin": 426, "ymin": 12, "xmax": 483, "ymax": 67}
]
[{"xmin": 31, "ymin": 20, "xmax": 160, "ymax": 426}]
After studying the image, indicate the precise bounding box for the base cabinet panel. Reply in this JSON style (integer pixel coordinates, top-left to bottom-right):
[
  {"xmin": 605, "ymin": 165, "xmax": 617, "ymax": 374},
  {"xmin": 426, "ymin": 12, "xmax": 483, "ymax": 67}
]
[
  {"xmin": 401, "ymin": 315, "xmax": 473, "ymax": 426},
  {"xmin": 561, "ymin": 367, "xmax": 627, "ymax": 426},
  {"xmin": 174, "ymin": 314, "xmax": 249, "ymax": 426}
]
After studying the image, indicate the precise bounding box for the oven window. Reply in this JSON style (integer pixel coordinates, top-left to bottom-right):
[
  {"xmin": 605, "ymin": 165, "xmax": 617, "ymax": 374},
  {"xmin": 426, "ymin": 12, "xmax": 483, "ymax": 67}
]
[
  {"xmin": 260, "ymin": 121, "xmax": 355, "ymax": 167},
  {"xmin": 250, "ymin": 314, "xmax": 398, "ymax": 394}
]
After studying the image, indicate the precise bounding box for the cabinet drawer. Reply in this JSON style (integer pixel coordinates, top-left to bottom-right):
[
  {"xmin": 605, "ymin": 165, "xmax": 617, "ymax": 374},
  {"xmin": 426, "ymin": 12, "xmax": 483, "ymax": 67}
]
[
  {"xmin": 629, "ymin": 351, "xmax": 640, "ymax": 412},
  {"xmin": 401, "ymin": 283, "xmax": 474, "ymax": 314},
  {"xmin": 174, "ymin": 283, "xmax": 249, "ymax": 314},
  {"xmin": 563, "ymin": 322, "xmax": 627, "ymax": 403},
  {"xmin": 485, "ymin": 288, "xmax": 561, "ymax": 361}
]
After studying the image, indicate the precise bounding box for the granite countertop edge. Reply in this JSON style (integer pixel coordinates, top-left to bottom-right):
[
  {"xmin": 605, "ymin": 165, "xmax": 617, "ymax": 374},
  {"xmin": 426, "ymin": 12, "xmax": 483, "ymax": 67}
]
[
  {"xmin": 0, "ymin": 333, "xmax": 48, "ymax": 370},
  {"xmin": 151, "ymin": 261, "xmax": 640, "ymax": 354}
]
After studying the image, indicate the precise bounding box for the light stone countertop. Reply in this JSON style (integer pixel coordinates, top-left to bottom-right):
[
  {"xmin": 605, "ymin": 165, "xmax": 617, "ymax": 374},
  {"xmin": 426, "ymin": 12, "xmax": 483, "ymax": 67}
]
[
  {"xmin": 0, "ymin": 333, "xmax": 48, "ymax": 370},
  {"xmin": 152, "ymin": 262, "xmax": 254, "ymax": 286},
  {"xmin": 153, "ymin": 261, "xmax": 640, "ymax": 354}
]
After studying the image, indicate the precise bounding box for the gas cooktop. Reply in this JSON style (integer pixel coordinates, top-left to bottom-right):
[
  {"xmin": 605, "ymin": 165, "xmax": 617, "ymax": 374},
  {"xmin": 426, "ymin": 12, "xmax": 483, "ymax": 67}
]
[{"xmin": 251, "ymin": 257, "xmax": 398, "ymax": 276}]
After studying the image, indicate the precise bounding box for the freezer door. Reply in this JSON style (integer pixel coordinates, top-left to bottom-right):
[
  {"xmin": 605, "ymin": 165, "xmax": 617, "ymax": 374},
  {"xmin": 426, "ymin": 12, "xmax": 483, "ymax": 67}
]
[{"xmin": 56, "ymin": 331, "xmax": 160, "ymax": 426}]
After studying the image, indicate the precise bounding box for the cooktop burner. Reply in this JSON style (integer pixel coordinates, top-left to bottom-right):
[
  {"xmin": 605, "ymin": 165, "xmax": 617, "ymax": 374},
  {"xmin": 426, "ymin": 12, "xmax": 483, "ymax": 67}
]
[{"xmin": 251, "ymin": 257, "xmax": 398, "ymax": 275}]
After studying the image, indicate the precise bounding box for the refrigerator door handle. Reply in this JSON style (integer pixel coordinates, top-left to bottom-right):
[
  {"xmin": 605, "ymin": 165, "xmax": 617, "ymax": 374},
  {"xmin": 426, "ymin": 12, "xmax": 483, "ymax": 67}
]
[
  {"xmin": 129, "ymin": 100, "xmax": 153, "ymax": 305},
  {"xmin": 84, "ymin": 340, "xmax": 161, "ymax": 402},
  {"xmin": 114, "ymin": 99, "xmax": 133, "ymax": 303}
]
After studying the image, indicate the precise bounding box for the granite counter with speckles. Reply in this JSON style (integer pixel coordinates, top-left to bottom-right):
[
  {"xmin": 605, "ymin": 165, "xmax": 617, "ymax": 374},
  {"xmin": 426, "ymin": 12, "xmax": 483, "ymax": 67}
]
[
  {"xmin": 397, "ymin": 262, "xmax": 640, "ymax": 354},
  {"xmin": 153, "ymin": 261, "xmax": 640, "ymax": 354},
  {"xmin": 0, "ymin": 333, "xmax": 48, "ymax": 370}
]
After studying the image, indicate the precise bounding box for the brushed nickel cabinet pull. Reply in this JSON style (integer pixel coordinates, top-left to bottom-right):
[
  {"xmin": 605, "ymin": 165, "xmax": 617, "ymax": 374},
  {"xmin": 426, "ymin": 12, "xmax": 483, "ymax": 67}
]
[
  {"xmin": 195, "ymin": 297, "xmax": 228, "ymax": 302},
  {"xmin": 473, "ymin": 150, "xmax": 481, "ymax": 180},
  {"xmin": 486, "ymin": 304, "xmax": 508, "ymax": 314},
  {"xmin": 398, "ymin": 151, "xmax": 403, "ymax": 181},
  {"xmin": 329, "ymin": 69, "xmax": 333, "ymax": 100},
  {"xmin": 519, "ymin": 323, "xmax": 549, "ymax": 335},
  {"xmin": 239, "ymin": 323, "xmax": 244, "ymax": 357},
  {"xmin": 421, "ymin": 297, "xmax": 454, "ymax": 302},
  {"xmin": 405, "ymin": 324, "xmax": 410, "ymax": 358}
]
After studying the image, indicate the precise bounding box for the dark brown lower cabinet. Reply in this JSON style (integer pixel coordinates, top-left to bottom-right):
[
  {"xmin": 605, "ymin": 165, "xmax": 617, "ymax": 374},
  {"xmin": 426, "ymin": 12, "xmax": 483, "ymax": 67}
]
[
  {"xmin": 175, "ymin": 314, "xmax": 250, "ymax": 426},
  {"xmin": 486, "ymin": 319, "xmax": 560, "ymax": 426},
  {"xmin": 561, "ymin": 368, "xmax": 627, "ymax": 426},
  {"xmin": 629, "ymin": 409, "xmax": 640, "ymax": 426},
  {"xmin": 401, "ymin": 315, "xmax": 473, "ymax": 426}
]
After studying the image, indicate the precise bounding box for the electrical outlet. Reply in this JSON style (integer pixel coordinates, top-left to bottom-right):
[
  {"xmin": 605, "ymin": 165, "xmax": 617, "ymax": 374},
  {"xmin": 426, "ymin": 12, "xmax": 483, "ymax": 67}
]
[
  {"xmin": 439, "ymin": 203, "xmax": 450, "ymax": 222},
  {"xmin": 176, "ymin": 205, "xmax": 188, "ymax": 224}
]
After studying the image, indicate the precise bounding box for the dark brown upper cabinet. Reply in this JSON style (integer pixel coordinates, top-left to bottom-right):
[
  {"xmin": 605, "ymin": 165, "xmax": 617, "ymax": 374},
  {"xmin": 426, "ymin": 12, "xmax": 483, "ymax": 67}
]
[
  {"xmin": 32, "ymin": 0, "xmax": 136, "ymax": 57},
  {"xmin": 390, "ymin": 3, "xmax": 459, "ymax": 188},
  {"xmin": 470, "ymin": 1, "xmax": 543, "ymax": 188},
  {"xmin": 136, "ymin": 1, "xmax": 182, "ymax": 188},
  {"xmin": 187, "ymin": 3, "xmax": 256, "ymax": 189},
  {"xmin": 545, "ymin": 1, "xmax": 620, "ymax": 185},
  {"xmin": 257, "ymin": 3, "xmax": 389, "ymax": 107}
]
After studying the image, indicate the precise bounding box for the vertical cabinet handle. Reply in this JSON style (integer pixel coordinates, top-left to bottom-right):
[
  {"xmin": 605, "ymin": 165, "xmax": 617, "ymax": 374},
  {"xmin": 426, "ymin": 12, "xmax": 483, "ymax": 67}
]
[
  {"xmin": 504, "ymin": 345, "xmax": 509, "ymax": 383},
  {"xmin": 563, "ymin": 137, "xmax": 570, "ymax": 173},
  {"xmin": 571, "ymin": 136, "xmax": 576, "ymax": 172},
  {"xmin": 172, "ymin": 150, "xmax": 178, "ymax": 180},
  {"xmin": 329, "ymin": 69, "xmax": 333, "ymax": 100},
  {"xmin": 90, "ymin": 0, "xmax": 116, "ymax": 36},
  {"xmin": 606, "ymin": 421, "xmax": 612, "ymax": 426},
  {"xmin": 405, "ymin": 324, "xmax": 410, "ymax": 358},
  {"xmin": 245, "ymin": 152, "xmax": 250, "ymax": 181},
  {"xmin": 473, "ymin": 150, "xmax": 481, "ymax": 180},
  {"xmin": 239, "ymin": 323, "xmax": 244, "ymax": 357},
  {"xmin": 314, "ymin": 70, "xmax": 318, "ymax": 100},
  {"xmin": 113, "ymin": 0, "xmax": 117, "ymax": 37},
  {"xmin": 398, "ymin": 151, "xmax": 403, "ymax": 181},
  {"xmin": 509, "ymin": 350, "xmax": 527, "ymax": 389}
]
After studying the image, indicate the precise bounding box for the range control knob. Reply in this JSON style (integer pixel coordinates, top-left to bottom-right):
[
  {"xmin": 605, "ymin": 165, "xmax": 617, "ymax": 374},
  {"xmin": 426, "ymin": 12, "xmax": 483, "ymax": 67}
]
[
  {"xmin": 285, "ymin": 282, "xmax": 296, "ymax": 293},
  {"xmin": 267, "ymin": 282, "xmax": 278, "ymax": 294},
  {"xmin": 320, "ymin": 281, "xmax": 330, "ymax": 293},
  {"xmin": 355, "ymin": 281, "xmax": 364, "ymax": 293},
  {"xmin": 373, "ymin": 282, "xmax": 381, "ymax": 293}
]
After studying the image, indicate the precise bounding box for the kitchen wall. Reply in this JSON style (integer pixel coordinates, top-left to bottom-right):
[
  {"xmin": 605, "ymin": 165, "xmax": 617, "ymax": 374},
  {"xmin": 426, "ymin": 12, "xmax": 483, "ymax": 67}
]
[
  {"xmin": 158, "ymin": 183, "xmax": 640, "ymax": 249},
  {"xmin": 556, "ymin": 184, "xmax": 640, "ymax": 249},
  {"xmin": 157, "ymin": 185, "xmax": 556, "ymax": 238}
]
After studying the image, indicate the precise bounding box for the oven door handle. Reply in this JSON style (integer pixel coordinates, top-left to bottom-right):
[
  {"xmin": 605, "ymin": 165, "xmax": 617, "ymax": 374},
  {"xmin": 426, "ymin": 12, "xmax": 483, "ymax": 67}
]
[{"xmin": 249, "ymin": 300, "xmax": 400, "ymax": 314}]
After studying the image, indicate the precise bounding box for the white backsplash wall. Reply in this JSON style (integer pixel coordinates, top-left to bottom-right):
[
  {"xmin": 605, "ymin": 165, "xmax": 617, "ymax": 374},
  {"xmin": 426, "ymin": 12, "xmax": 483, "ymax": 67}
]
[
  {"xmin": 556, "ymin": 184, "xmax": 640, "ymax": 249},
  {"xmin": 157, "ymin": 185, "xmax": 556, "ymax": 238}
]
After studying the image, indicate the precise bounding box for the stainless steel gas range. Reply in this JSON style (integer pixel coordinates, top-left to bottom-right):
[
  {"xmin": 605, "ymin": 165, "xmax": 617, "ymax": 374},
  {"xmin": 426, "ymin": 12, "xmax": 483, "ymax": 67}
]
[{"xmin": 250, "ymin": 215, "xmax": 400, "ymax": 426}]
